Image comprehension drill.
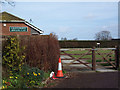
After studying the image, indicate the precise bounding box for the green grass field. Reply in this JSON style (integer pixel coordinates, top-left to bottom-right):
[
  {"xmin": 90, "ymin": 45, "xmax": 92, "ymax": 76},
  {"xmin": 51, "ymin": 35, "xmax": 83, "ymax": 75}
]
[{"xmin": 61, "ymin": 48, "xmax": 115, "ymax": 66}]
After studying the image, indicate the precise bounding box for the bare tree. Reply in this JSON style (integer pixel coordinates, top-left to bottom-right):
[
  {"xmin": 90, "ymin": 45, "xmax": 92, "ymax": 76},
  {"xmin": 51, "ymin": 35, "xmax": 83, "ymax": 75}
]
[
  {"xmin": 61, "ymin": 37, "xmax": 67, "ymax": 41},
  {"xmin": 95, "ymin": 31, "xmax": 112, "ymax": 40},
  {"xmin": 0, "ymin": 0, "xmax": 15, "ymax": 7},
  {"xmin": 73, "ymin": 38, "xmax": 78, "ymax": 40}
]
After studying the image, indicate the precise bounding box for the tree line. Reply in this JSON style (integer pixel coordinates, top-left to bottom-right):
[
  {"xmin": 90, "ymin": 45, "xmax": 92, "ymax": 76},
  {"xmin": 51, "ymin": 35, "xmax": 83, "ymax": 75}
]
[{"xmin": 61, "ymin": 30, "xmax": 112, "ymax": 41}]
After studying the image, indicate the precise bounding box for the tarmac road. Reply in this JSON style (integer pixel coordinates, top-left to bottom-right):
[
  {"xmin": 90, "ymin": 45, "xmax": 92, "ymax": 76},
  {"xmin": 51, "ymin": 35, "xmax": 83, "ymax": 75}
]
[{"xmin": 53, "ymin": 72, "xmax": 119, "ymax": 88}]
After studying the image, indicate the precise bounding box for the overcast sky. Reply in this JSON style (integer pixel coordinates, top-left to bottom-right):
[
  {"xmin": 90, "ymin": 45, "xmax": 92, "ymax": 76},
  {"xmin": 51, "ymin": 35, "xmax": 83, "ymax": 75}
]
[{"xmin": 1, "ymin": 1, "xmax": 118, "ymax": 40}]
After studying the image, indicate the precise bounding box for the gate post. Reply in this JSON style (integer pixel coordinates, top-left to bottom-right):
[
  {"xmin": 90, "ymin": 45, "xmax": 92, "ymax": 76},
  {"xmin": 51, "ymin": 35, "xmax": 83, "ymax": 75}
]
[
  {"xmin": 115, "ymin": 46, "xmax": 119, "ymax": 70},
  {"xmin": 92, "ymin": 47, "xmax": 96, "ymax": 70}
]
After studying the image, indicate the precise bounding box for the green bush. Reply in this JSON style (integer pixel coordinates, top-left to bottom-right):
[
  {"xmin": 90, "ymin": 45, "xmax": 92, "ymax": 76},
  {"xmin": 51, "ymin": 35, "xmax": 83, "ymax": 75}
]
[
  {"xmin": 2, "ymin": 74, "xmax": 27, "ymax": 88},
  {"xmin": 25, "ymin": 67, "xmax": 44, "ymax": 82},
  {"xmin": 2, "ymin": 64, "xmax": 45, "ymax": 89},
  {"xmin": 20, "ymin": 64, "xmax": 44, "ymax": 87}
]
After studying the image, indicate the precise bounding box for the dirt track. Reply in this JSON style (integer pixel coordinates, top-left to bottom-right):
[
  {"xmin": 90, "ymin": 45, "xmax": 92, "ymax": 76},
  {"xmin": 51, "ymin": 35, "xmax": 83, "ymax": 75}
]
[{"xmin": 52, "ymin": 72, "xmax": 119, "ymax": 88}]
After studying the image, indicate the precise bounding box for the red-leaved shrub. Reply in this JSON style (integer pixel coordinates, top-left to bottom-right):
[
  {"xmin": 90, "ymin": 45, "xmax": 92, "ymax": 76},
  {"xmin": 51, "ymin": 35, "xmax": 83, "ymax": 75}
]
[{"xmin": 20, "ymin": 34, "xmax": 60, "ymax": 72}]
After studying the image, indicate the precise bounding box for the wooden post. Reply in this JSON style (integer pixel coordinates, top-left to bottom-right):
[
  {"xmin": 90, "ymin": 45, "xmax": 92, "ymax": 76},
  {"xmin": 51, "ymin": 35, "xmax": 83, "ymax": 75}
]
[
  {"xmin": 92, "ymin": 47, "xmax": 96, "ymax": 70},
  {"xmin": 115, "ymin": 46, "xmax": 119, "ymax": 70}
]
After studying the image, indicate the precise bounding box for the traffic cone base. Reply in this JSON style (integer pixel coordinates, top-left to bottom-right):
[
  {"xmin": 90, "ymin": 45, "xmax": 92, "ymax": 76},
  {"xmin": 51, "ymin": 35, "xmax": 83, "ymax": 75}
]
[
  {"xmin": 56, "ymin": 70, "xmax": 64, "ymax": 77},
  {"xmin": 56, "ymin": 75, "xmax": 65, "ymax": 78}
]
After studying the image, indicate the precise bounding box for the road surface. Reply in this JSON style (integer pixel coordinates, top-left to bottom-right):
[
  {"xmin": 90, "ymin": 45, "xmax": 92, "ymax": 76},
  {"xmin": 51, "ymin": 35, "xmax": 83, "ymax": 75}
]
[{"xmin": 53, "ymin": 72, "xmax": 119, "ymax": 88}]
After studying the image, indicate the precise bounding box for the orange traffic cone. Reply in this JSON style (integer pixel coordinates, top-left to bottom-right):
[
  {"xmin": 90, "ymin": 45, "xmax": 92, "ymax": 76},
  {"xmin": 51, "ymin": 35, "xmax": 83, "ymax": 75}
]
[{"xmin": 56, "ymin": 58, "xmax": 64, "ymax": 78}]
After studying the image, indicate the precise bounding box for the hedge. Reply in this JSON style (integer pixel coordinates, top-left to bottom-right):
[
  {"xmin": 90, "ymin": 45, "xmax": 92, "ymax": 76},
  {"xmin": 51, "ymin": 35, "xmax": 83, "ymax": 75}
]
[{"xmin": 59, "ymin": 40, "xmax": 120, "ymax": 48}]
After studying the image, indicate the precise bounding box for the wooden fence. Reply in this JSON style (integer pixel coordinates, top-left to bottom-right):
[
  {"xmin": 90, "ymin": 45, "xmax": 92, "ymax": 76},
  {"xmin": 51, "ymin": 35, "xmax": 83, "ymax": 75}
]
[{"xmin": 60, "ymin": 46, "xmax": 119, "ymax": 70}]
